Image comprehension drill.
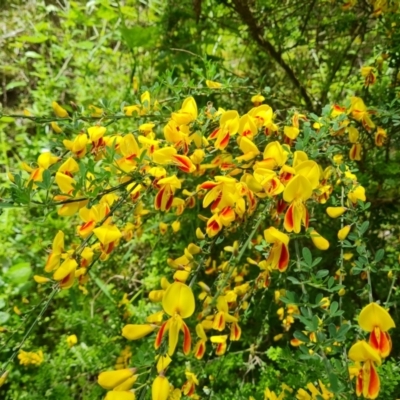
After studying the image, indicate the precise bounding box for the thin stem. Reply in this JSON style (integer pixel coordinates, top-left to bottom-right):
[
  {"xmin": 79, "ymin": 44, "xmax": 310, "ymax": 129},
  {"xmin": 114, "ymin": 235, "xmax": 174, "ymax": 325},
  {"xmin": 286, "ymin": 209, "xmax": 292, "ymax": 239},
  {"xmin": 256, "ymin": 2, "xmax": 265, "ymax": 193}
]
[
  {"xmin": 0, "ymin": 287, "xmax": 59, "ymax": 374},
  {"xmin": 339, "ymin": 186, "xmax": 345, "ymax": 324},
  {"xmin": 385, "ymin": 274, "xmax": 396, "ymax": 307},
  {"xmin": 294, "ymin": 239, "xmax": 308, "ymax": 298},
  {"xmin": 209, "ymin": 203, "xmax": 269, "ymax": 308}
]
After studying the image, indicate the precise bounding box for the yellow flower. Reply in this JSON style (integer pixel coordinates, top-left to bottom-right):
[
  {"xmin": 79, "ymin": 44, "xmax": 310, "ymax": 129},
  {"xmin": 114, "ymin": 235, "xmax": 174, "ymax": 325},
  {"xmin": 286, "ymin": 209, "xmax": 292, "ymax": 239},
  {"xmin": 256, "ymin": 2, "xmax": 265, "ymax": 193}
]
[
  {"xmin": 105, "ymin": 392, "xmax": 135, "ymax": 400},
  {"xmin": 309, "ymin": 229, "xmax": 329, "ymax": 250},
  {"xmin": 67, "ymin": 334, "xmax": 78, "ymax": 348},
  {"xmin": 122, "ymin": 324, "xmax": 156, "ymax": 340},
  {"xmin": 18, "ymin": 350, "xmax": 44, "ymax": 366},
  {"xmin": 0, "ymin": 371, "xmax": 8, "ymax": 388},
  {"xmin": 152, "ymin": 375, "xmax": 170, "ymax": 400},
  {"xmin": 52, "ymin": 101, "xmax": 69, "ymax": 118},
  {"xmin": 155, "ymin": 282, "xmax": 195, "ymax": 356},
  {"xmin": 326, "ymin": 207, "xmax": 346, "ymax": 218},
  {"xmin": 338, "ymin": 225, "xmax": 351, "ymax": 241},
  {"xmin": 98, "ymin": 369, "xmax": 137, "ymax": 391},
  {"xmin": 358, "ymin": 303, "xmax": 395, "ymax": 358},
  {"xmin": 251, "ymin": 93, "xmax": 265, "ymax": 105},
  {"xmin": 206, "ymin": 80, "xmax": 222, "ymax": 88},
  {"xmin": 375, "ymin": 127, "xmax": 387, "ymax": 147},
  {"xmin": 171, "ymin": 220, "xmax": 181, "ymax": 233}
]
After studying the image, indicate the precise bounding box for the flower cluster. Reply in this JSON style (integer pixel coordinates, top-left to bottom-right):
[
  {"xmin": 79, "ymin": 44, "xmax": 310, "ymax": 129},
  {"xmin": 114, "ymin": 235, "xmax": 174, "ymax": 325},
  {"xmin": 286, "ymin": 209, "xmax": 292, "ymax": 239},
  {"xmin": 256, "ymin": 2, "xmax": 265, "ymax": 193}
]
[
  {"xmin": 17, "ymin": 350, "xmax": 44, "ymax": 367},
  {"xmin": 349, "ymin": 303, "xmax": 396, "ymax": 399},
  {"xmin": 7, "ymin": 84, "xmax": 395, "ymax": 399}
]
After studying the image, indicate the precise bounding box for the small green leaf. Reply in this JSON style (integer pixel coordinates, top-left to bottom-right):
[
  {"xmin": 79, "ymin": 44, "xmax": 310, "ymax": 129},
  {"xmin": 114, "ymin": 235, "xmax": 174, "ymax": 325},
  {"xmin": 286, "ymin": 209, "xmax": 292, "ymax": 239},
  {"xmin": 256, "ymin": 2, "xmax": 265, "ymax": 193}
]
[
  {"xmin": 329, "ymin": 301, "xmax": 339, "ymax": 315},
  {"xmin": 327, "ymin": 276, "xmax": 335, "ymax": 289},
  {"xmin": 328, "ymin": 323, "xmax": 337, "ymax": 339},
  {"xmin": 19, "ymin": 34, "xmax": 48, "ymax": 43},
  {"xmin": 6, "ymin": 262, "xmax": 31, "ymax": 284},
  {"xmin": 316, "ymin": 269, "xmax": 329, "ymax": 279},
  {"xmin": 302, "ymin": 247, "xmax": 312, "ymax": 265},
  {"xmin": 293, "ymin": 330, "xmax": 309, "ymax": 343},
  {"xmin": 374, "ymin": 249, "xmax": 384, "ymax": 263},
  {"xmin": 359, "ymin": 221, "xmax": 369, "ymax": 236},
  {"xmin": 6, "ymin": 81, "xmax": 27, "ymax": 91},
  {"xmin": 120, "ymin": 26, "xmax": 157, "ymax": 49},
  {"xmin": 287, "ymin": 276, "xmax": 300, "ymax": 284},
  {"xmin": 0, "ymin": 311, "xmax": 10, "ymax": 324}
]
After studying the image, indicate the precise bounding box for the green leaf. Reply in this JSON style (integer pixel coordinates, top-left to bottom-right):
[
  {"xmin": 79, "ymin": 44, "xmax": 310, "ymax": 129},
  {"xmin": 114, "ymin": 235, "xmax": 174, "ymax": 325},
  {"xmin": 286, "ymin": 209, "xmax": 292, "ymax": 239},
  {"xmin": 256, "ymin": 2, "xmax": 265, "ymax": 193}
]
[
  {"xmin": 0, "ymin": 298, "xmax": 5, "ymax": 309},
  {"xmin": 120, "ymin": 26, "xmax": 157, "ymax": 49},
  {"xmin": 374, "ymin": 249, "xmax": 384, "ymax": 263},
  {"xmin": 359, "ymin": 221, "xmax": 369, "ymax": 236},
  {"xmin": 328, "ymin": 323, "xmax": 337, "ymax": 339},
  {"xmin": 0, "ymin": 117, "xmax": 15, "ymax": 124},
  {"xmin": 315, "ymin": 269, "xmax": 329, "ymax": 279},
  {"xmin": 287, "ymin": 276, "xmax": 300, "ymax": 284},
  {"xmin": 293, "ymin": 330, "xmax": 309, "ymax": 343},
  {"xmin": 6, "ymin": 81, "xmax": 27, "ymax": 91},
  {"xmin": 25, "ymin": 51, "xmax": 42, "ymax": 59},
  {"xmin": 75, "ymin": 41, "xmax": 95, "ymax": 50},
  {"xmin": 336, "ymin": 323, "xmax": 351, "ymax": 340},
  {"xmin": 327, "ymin": 276, "xmax": 335, "ymax": 289},
  {"xmin": 19, "ymin": 34, "xmax": 48, "ymax": 43},
  {"xmin": 90, "ymin": 273, "xmax": 114, "ymax": 303},
  {"xmin": 302, "ymin": 247, "xmax": 312, "ymax": 265},
  {"xmin": 328, "ymin": 371, "xmax": 340, "ymax": 393},
  {"xmin": 0, "ymin": 311, "xmax": 10, "ymax": 324},
  {"xmin": 6, "ymin": 262, "xmax": 31, "ymax": 284},
  {"xmin": 329, "ymin": 301, "xmax": 339, "ymax": 315}
]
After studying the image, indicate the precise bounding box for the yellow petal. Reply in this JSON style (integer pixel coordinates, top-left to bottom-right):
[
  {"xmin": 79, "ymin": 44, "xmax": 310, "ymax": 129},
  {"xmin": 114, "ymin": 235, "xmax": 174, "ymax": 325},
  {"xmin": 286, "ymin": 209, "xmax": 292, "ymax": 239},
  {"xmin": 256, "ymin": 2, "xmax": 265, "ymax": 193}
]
[
  {"xmin": 156, "ymin": 354, "xmax": 172, "ymax": 373},
  {"xmin": 105, "ymin": 391, "xmax": 136, "ymax": 400},
  {"xmin": 264, "ymin": 227, "xmax": 289, "ymax": 246},
  {"xmin": 55, "ymin": 172, "xmax": 76, "ymax": 194},
  {"xmin": 295, "ymin": 160, "xmax": 320, "ymax": 189},
  {"xmin": 284, "ymin": 126, "xmax": 300, "ymax": 140},
  {"xmin": 326, "ymin": 207, "xmax": 346, "ymax": 218},
  {"xmin": 33, "ymin": 275, "xmax": 50, "ymax": 284},
  {"xmin": 122, "ymin": 324, "xmax": 156, "ymax": 340},
  {"xmin": 162, "ymin": 282, "xmax": 195, "ymax": 318},
  {"xmin": 338, "ymin": 225, "xmax": 351, "ymax": 241},
  {"xmin": 114, "ymin": 375, "xmax": 138, "ymax": 391},
  {"xmin": 348, "ymin": 340, "xmax": 381, "ymax": 365},
  {"xmin": 53, "ymin": 258, "xmax": 77, "ymax": 281},
  {"xmin": 359, "ymin": 303, "xmax": 395, "ymax": 332},
  {"xmin": 310, "ymin": 229, "xmax": 330, "ymax": 250},
  {"xmin": 52, "ymin": 101, "xmax": 69, "ymax": 118},
  {"xmin": 206, "ymin": 80, "xmax": 222, "ymax": 89},
  {"xmin": 283, "ymin": 175, "xmax": 312, "ymax": 202},
  {"xmin": 152, "ymin": 375, "xmax": 170, "ymax": 400},
  {"xmin": 93, "ymin": 225, "xmax": 122, "ymax": 246},
  {"xmin": 98, "ymin": 369, "xmax": 135, "ymax": 390}
]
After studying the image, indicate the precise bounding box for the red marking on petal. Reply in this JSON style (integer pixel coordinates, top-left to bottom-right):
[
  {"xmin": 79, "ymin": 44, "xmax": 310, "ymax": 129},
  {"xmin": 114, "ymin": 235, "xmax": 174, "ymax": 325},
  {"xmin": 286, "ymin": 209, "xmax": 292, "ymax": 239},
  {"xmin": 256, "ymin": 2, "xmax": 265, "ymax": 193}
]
[
  {"xmin": 211, "ymin": 193, "xmax": 222, "ymax": 211},
  {"xmin": 367, "ymin": 361, "xmax": 380, "ymax": 398},
  {"xmin": 155, "ymin": 321, "xmax": 168, "ymax": 349},
  {"xmin": 195, "ymin": 341, "xmax": 206, "ymax": 359},
  {"xmin": 181, "ymin": 322, "xmax": 191, "ymax": 355},
  {"xmin": 209, "ymin": 128, "xmax": 220, "ymax": 139},
  {"xmin": 199, "ymin": 182, "xmax": 218, "ymax": 190},
  {"xmin": 165, "ymin": 191, "xmax": 174, "ymax": 211},
  {"xmin": 278, "ymin": 243, "xmax": 289, "ymax": 272},
  {"xmin": 303, "ymin": 205, "xmax": 309, "ymax": 229},
  {"xmin": 284, "ymin": 203, "xmax": 294, "ymax": 231},
  {"xmin": 155, "ymin": 187, "xmax": 165, "ymax": 210},
  {"xmin": 219, "ymin": 133, "xmax": 230, "ymax": 149}
]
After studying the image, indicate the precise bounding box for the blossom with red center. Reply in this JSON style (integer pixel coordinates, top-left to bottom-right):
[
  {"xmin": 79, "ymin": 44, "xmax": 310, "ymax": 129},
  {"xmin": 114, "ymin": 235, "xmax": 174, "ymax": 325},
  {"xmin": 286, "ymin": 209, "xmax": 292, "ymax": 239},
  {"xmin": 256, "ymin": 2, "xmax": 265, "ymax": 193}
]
[{"xmin": 264, "ymin": 227, "xmax": 290, "ymax": 272}]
